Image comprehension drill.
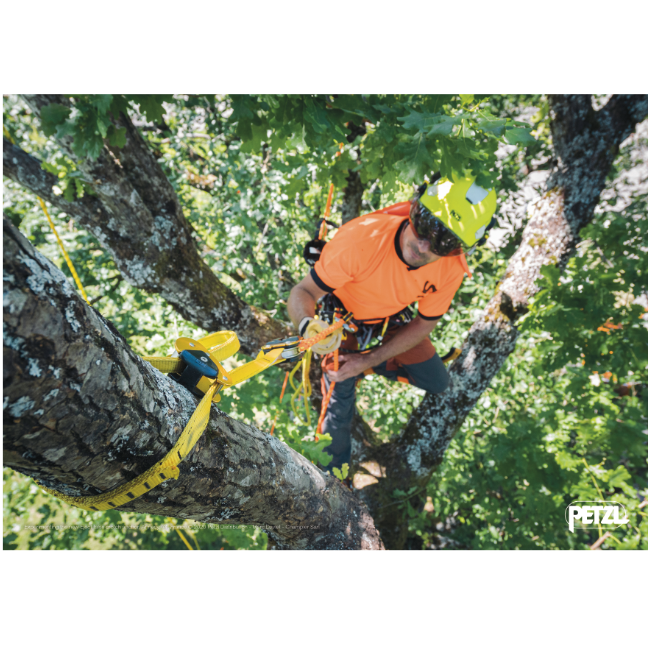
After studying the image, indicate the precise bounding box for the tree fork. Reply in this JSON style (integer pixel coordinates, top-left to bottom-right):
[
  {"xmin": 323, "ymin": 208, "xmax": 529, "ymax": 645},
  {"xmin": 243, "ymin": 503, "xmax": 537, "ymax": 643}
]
[
  {"xmin": 8, "ymin": 95, "xmax": 290, "ymax": 355},
  {"xmin": 3, "ymin": 217, "xmax": 384, "ymax": 550},
  {"xmin": 350, "ymin": 94, "xmax": 647, "ymax": 549}
]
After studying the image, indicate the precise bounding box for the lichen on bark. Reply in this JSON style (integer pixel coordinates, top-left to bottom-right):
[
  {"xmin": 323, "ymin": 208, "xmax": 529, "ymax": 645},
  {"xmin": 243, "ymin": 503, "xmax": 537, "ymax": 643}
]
[{"xmin": 3, "ymin": 216, "xmax": 384, "ymax": 550}]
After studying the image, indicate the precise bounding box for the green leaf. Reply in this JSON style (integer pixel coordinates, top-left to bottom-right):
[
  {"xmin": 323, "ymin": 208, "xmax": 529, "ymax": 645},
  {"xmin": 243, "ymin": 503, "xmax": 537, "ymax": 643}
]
[
  {"xmin": 398, "ymin": 110, "xmax": 461, "ymax": 135},
  {"xmin": 239, "ymin": 122, "xmax": 267, "ymax": 153},
  {"xmin": 85, "ymin": 134, "xmax": 105, "ymax": 160},
  {"xmin": 40, "ymin": 103, "xmax": 71, "ymax": 136},
  {"xmin": 91, "ymin": 94, "xmax": 113, "ymax": 114},
  {"xmin": 395, "ymin": 133, "xmax": 435, "ymax": 183},
  {"xmin": 63, "ymin": 179, "xmax": 75, "ymax": 202},
  {"xmin": 96, "ymin": 115, "xmax": 111, "ymax": 139},
  {"xmin": 460, "ymin": 94, "xmax": 474, "ymax": 106},
  {"xmin": 302, "ymin": 98, "xmax": 331, "ymax": 135},
  {"xmin": 109, "ymin": 95, "xmax": 131, "ymax": 117},
  {"xmin": 476, "ymin": 117, "xmax": 507, "ymax": 137},
  {"xmin": 41, "ymin": 161, "xmax": 60, "ymax": 175},
  {"xmin": 505, "ymin": 127, "xmax": 536, "ymax": 145},
  {"xmin": 428, "ymin": 116, "xmax": 461, "ymax": 136},
  {"xmin": 129, "ymin": 95, "xmax": 173, "ymax": 124},
  {"xmin": 108, "ymin": 126, "xmax": 126, "ymax": 148},
  {"xmin": 74, "ymin": 178, "xmax": 85, "ymax": 198}
]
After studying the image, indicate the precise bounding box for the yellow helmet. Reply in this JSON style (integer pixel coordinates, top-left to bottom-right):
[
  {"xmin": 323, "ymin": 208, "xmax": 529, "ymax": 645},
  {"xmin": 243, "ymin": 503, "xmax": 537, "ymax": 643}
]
[{"xmin": 410, "ymin": 174, "xmax": 497, "ymax": 256}]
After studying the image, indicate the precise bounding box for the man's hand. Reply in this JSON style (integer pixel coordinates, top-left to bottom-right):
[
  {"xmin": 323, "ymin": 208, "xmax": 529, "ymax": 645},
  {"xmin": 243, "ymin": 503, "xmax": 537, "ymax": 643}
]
[
  {"xmin": 325, "ymin": 352, "xmax": 373, "ymax": 382},
  {"xmin": 326, "ymin": 316, "xmax": 440, "ymax": 382}
]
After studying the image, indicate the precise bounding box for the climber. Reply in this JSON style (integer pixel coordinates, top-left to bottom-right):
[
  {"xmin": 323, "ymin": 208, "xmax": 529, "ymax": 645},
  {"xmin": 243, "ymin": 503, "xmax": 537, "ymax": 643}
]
[{"xmin": 288, "ymin": 174, "xmax": 497, "ymax": 476}]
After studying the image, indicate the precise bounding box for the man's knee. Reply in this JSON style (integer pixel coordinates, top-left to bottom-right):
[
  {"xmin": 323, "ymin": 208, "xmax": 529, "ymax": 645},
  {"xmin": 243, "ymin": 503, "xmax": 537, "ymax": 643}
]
[
  {"xmin": 403, "ymin": 354, "xmax": 449, "ymax": 394},
  {"xmin": 426, "ymin": 365, "xmax": 449, "ymax": 393}
]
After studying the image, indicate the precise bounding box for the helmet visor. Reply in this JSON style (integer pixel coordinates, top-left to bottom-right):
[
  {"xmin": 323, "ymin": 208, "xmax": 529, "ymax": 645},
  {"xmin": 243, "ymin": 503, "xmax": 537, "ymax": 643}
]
[{"xmin": 409, "ymin": 200, "xmax": 469, "ymax": 257}]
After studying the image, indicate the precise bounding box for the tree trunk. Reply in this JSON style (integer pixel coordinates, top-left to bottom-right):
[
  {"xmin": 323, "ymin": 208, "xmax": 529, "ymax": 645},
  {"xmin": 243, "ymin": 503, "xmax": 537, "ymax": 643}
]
[
  {"xmin": 339, "ymin": 119, "xmax": 367, "ymax": 225},
  {"xmin": 340, "ymin": 170, "xmax": 364, "ymax": 225},
  {"xmin": 4, "ymin": 94, "xmax": 290, "ymax": 356},
  {"xmin": 349, "ymin": 94, "xmax": 648, "ymax": 549},
  {"xmin": 5, "ymin": 94, "xmax": 645, "ymax": 550},
  {"xmin": 3, "ymin": 217, "xmax": 384, "ymax": 550}
]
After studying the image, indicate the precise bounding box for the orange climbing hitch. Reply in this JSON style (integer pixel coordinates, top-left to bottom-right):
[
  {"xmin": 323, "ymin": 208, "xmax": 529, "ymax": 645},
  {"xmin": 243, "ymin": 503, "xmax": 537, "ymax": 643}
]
[{"xmin": 298, "ymin": 312, "xmax": 357, "ymax": 352}]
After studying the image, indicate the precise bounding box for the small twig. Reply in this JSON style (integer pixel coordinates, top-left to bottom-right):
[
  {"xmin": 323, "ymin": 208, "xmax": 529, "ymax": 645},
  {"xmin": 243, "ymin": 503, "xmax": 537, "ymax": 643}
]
[
  {"xmin": 579, "ymin": 239, "xmax": 614, "ymax": 268},
  {"xmin": 377, "ymin": 486, "xmax": 428, "ymax": 510},
  {"xmin": 255, "ymin": 220, "xmax": 270, "ymax": 256},
  {"xmin": 89, "ymin": 274, "xmax": 122, "ymax": 305},
  {"xmin": 589, "ymin": 531, "xmax": 611, "ymax": 550}
]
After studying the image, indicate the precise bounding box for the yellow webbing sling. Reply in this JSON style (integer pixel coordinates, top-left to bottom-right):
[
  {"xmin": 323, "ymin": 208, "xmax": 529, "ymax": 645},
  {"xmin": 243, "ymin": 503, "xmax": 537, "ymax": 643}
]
[{"xmin": 37, "ymin": 330, "xmax": 297, "ymax": 511}]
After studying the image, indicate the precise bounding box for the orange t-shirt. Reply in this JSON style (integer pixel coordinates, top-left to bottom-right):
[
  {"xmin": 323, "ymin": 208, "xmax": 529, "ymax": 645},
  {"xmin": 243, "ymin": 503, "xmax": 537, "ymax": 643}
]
[{"xmin": 312, "ymin": 202, "xmax": 471, "ymax": 321}]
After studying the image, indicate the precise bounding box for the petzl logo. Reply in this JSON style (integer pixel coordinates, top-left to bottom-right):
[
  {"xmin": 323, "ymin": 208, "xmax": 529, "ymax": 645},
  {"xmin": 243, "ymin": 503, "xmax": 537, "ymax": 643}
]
[
  {"xmin": 450, "ymin": 209, "xmax": 462, "ymax": 221},
  {"xmin": 565, "ymin": 501, "xmax": 629, "ymax": 533}
]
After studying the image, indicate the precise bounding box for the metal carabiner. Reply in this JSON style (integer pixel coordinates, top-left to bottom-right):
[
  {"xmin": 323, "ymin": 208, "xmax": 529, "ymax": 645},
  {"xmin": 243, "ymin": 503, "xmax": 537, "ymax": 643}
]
[{"xmin": 261, "ymin": 336, "xmax": 304, "ymax": 361}]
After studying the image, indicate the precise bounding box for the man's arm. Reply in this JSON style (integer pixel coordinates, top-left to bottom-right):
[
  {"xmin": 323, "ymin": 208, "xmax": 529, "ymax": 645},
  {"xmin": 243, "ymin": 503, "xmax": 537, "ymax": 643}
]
[
  {"xmin": 326, "ymin": 316, "xmax": 440, "ymax": 382},
  {"xmin": 287, "ymin": 273, "xmax": 328, "ymax": 330}
]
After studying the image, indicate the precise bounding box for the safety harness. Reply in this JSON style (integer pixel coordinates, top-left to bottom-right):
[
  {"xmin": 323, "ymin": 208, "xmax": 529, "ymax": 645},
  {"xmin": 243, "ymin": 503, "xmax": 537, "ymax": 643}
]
[{"xmin": 316, "ymin": 292, "xmax": 415, "ymax": 352}]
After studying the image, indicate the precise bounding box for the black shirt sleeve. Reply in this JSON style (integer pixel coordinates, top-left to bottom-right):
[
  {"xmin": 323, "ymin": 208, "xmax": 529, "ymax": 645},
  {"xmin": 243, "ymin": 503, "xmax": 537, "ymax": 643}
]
[
  {"xmin": 310, "ymin": 268, "xmax": 335, "ymax": 293},
  {"xmin": 418, "ymin": 312, "xmax": 443, "ymax": 321}
]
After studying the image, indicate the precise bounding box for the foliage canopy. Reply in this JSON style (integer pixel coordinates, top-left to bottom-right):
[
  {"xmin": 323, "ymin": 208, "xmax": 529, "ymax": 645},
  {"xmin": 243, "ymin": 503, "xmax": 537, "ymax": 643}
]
[{"xmin": 3, "ymin": 94, "xmax": 647, "ymax": 550}]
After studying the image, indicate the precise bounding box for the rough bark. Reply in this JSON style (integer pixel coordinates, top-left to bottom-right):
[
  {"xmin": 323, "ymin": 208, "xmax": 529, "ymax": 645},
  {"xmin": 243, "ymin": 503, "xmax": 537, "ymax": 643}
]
[
  {"xmin": 4, "ymin": 94, "xmax": 290, "ymax": 356},
  {"xmin": 349, "ymin": 94, "xmax": 648, "ymax": 548},
  {"xmin": 340, "ymin": 170, "xmax": 364, "ymax": 225},
  {"xmin": 339, "ymin": 119, "xmax": 367, "ymax": 225},
  {"xmin": 3, "ymin": 217, "xmax": 384, "ymax": 550},
  {"xmin": 5, "ymin": 94, "xmax": 645, "ymax": 550}
]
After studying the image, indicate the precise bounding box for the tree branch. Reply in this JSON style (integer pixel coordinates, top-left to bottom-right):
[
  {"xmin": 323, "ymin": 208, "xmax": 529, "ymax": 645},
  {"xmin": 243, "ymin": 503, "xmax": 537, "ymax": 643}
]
[
  {"xmin": 7, "ymin": 95, "xmax": 292, "ymax": 355},
  {"xmin": 340, "ymin": 170, "xmax": 364, "ymax": 225},
  {"xmin": 351, "ymin": 94, "xmax": 647, "ymax": 548},
  {"xmin": 3, "ymin": 216, "xmax": 383, "ymax": 550}
]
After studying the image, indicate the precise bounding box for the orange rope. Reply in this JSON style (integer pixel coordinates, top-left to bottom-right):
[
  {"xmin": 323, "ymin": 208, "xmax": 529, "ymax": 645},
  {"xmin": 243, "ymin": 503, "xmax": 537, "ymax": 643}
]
[
  {"xmin": 269, "ymin": 370, "xmax": 290, "ymax": 436},
  {"xmin": 317, "ymin": 143, "xmax": 343, "ymax": 240},
  {"xmin": 316, "ymin": 348, "xmax": 338, "ymax": 438},
  {"xmin": 324, "ymin": 183, "xmax": 335, "ymax": 218}
]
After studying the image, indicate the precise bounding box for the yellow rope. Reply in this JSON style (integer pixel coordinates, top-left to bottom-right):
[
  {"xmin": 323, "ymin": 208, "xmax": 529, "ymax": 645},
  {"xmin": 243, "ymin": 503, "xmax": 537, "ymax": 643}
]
[
  {"xmin": 176, "ymin": 529, "xmax": 194, "ymax": 550},
  {"xmin": 286, "ymin": 316, "xmax": 352, "ymax": 428},
  {"xmin": 289, "ymin": 350, "xmax": 312, "ymax": 426},
  {"xmin": 37, "ymin": 197, "xmax": 89, "ymax": 304},
  {"xmin": 5, "ymin": 127, "xmax": 89, "ymax": 304},
  {"xmin": 167, "ymin": 518, "xmax": 195, "ymax": 550}
]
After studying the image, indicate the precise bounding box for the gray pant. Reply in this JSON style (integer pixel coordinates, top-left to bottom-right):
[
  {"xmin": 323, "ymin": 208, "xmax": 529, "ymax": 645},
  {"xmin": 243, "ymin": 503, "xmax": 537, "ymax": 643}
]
[{"xmin": 320, "ymin": 354, "xmax": 449, "ymax": 473}]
